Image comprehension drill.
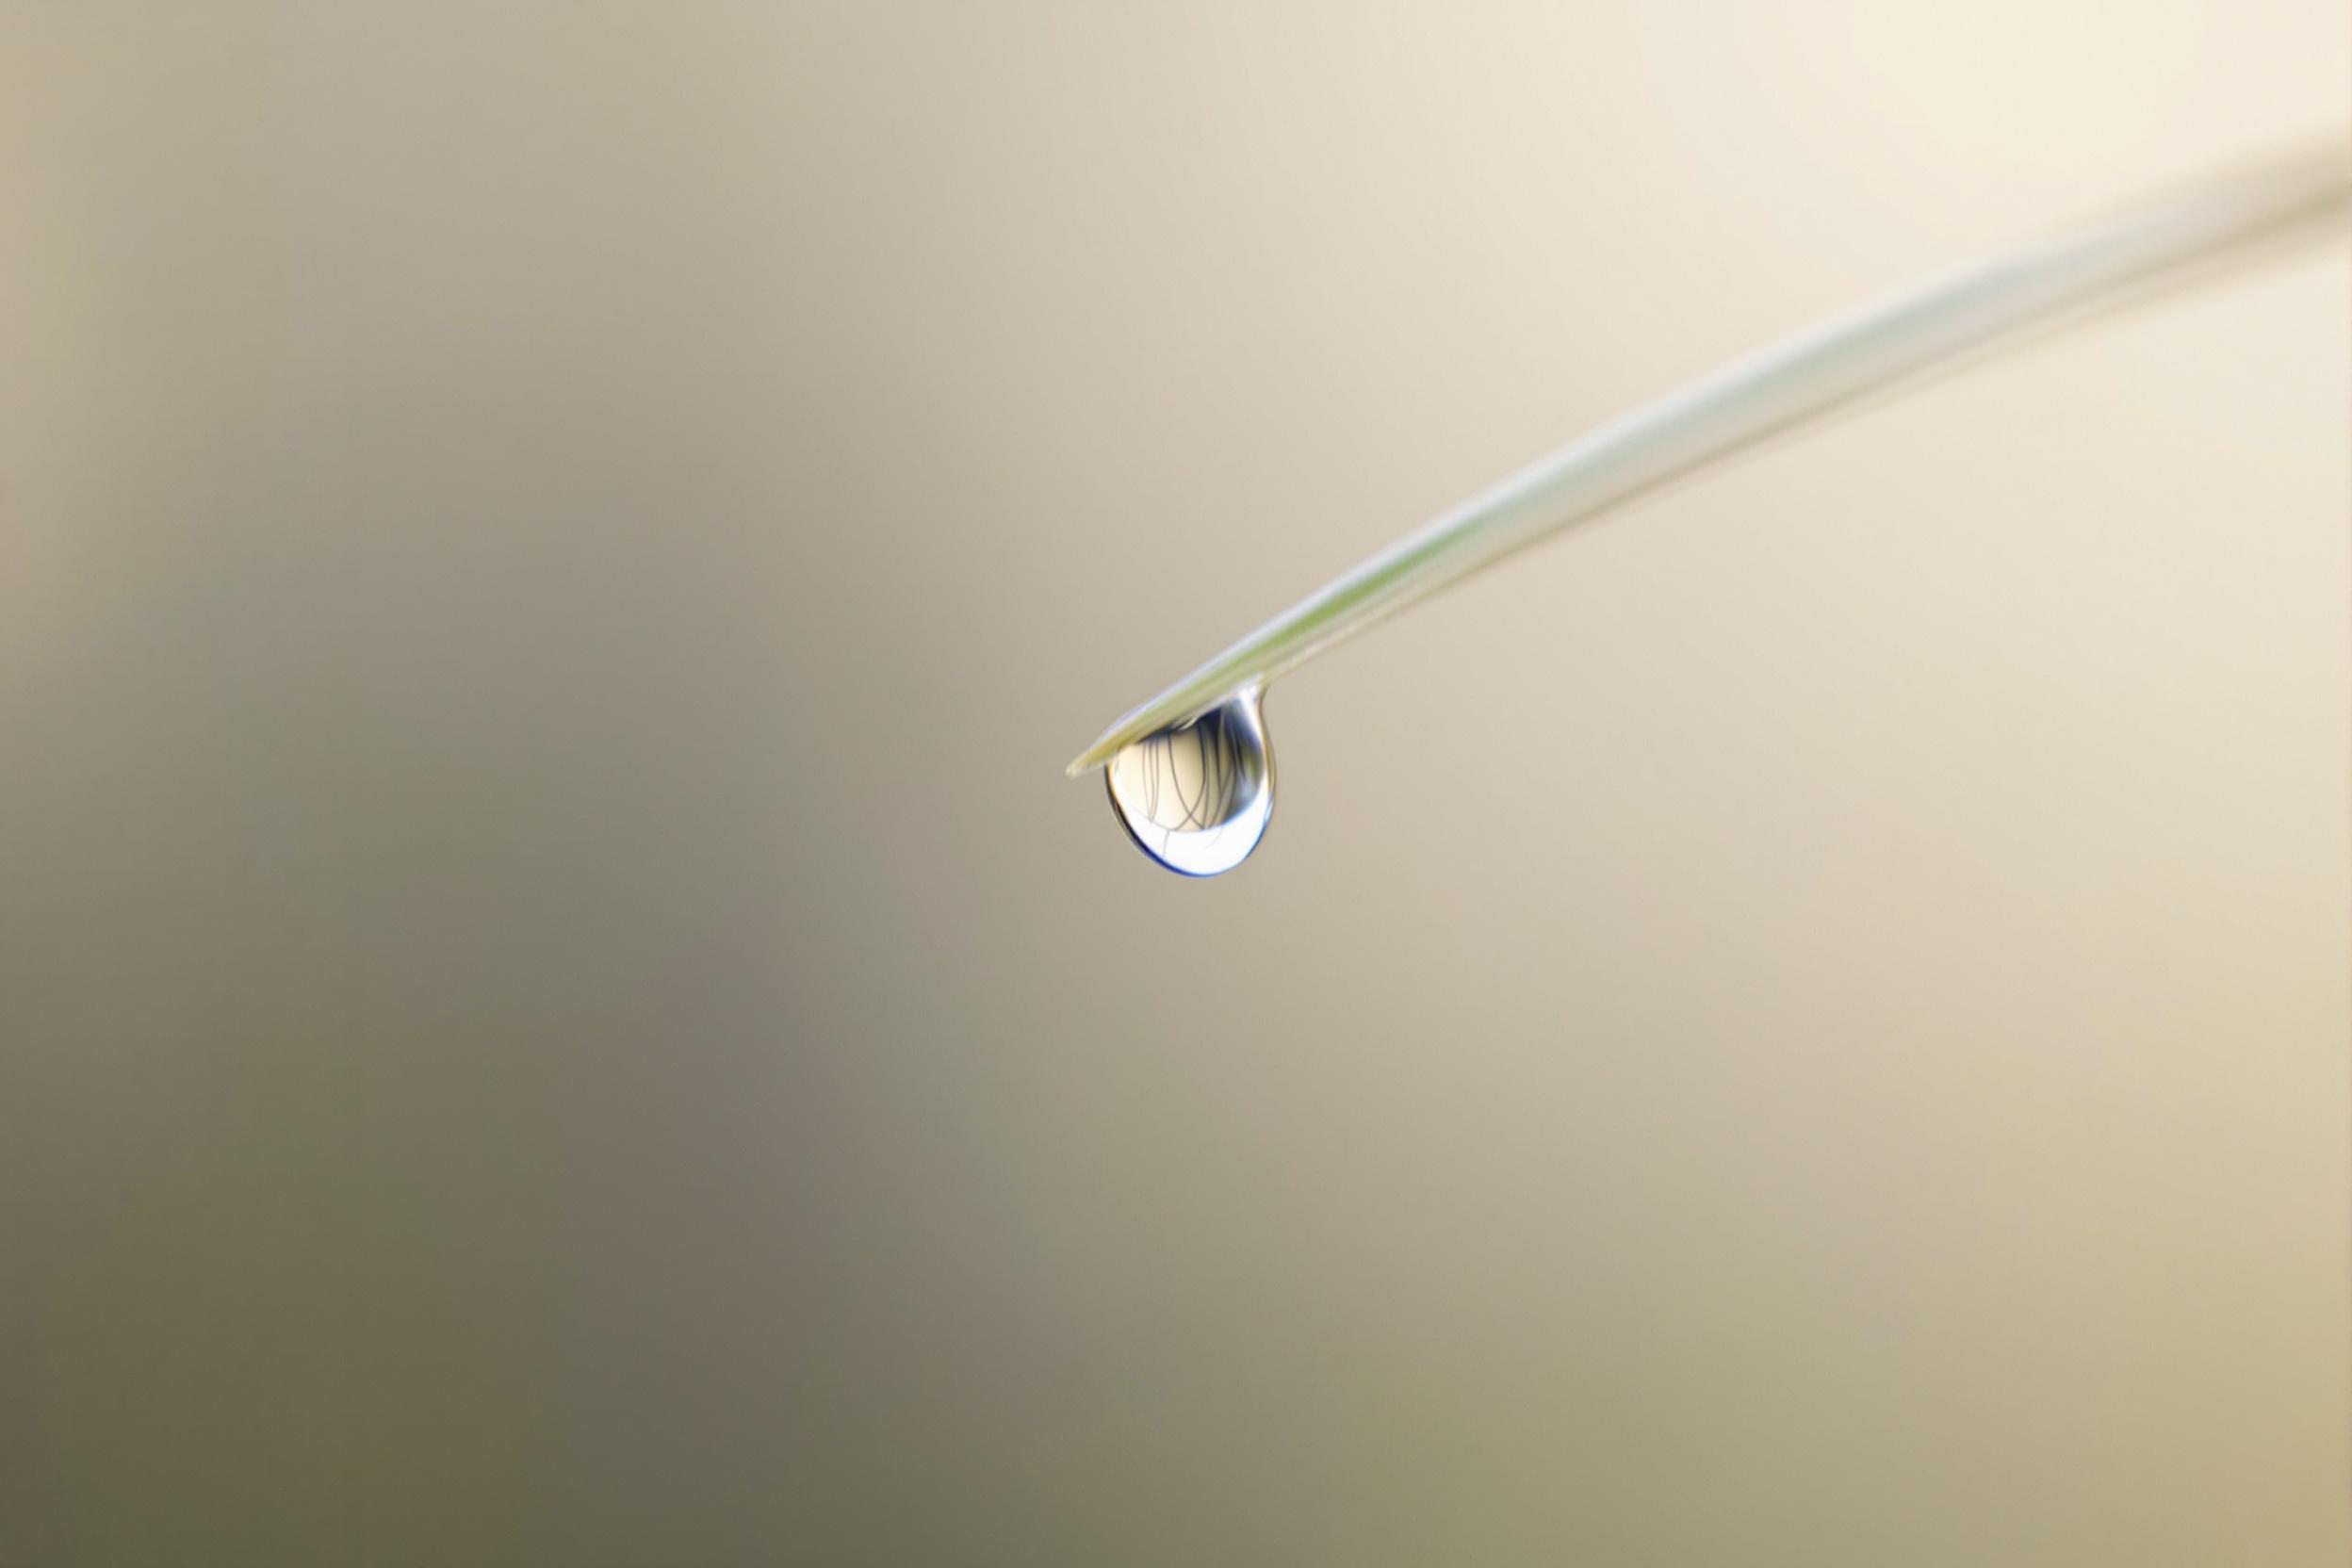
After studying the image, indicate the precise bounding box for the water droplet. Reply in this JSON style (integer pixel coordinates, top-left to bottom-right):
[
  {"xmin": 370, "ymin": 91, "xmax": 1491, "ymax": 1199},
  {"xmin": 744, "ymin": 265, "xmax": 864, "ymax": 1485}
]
[{"xmin": 1104, "ymin": 688, "xmax": 1273, "ymax": 877}]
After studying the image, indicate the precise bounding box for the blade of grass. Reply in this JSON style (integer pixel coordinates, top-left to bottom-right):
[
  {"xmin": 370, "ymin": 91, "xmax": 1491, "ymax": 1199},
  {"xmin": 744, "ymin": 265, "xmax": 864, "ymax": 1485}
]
[{"xmin": 1067, "ymin": 144, "xmax": 2349, "ymax": 777}]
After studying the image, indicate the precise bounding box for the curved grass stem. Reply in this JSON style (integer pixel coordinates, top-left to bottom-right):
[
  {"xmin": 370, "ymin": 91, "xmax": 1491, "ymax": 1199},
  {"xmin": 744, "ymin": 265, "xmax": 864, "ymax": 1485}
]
[{"xmin": 1067, "ymin": 143, "xmax": 2349, "ymax": 777}]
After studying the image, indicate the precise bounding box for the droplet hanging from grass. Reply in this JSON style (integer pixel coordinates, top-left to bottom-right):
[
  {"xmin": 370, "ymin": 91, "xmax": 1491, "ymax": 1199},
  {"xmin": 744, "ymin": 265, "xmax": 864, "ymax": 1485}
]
[
  {"xmin": 1104, "ymin": 689, "xmax": 1272, "ymax": 877},
  {"xmin": 1070, "ymin": 144, "xmax": 2349, "ymax": 879}
]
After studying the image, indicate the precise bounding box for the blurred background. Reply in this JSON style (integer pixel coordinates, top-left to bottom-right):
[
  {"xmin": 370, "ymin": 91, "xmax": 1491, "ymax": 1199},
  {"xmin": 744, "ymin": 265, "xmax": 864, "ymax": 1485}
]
[{"xmin": 5, "ymin": 3, "xmax": 2346, "ymax": 1562}]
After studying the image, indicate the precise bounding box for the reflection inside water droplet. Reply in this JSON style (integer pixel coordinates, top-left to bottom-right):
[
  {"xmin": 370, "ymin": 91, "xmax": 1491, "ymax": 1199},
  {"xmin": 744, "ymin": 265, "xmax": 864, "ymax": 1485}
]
[{"xmin": 1104, "ymin": 689, "xmax": 1273, "ymax": 877}]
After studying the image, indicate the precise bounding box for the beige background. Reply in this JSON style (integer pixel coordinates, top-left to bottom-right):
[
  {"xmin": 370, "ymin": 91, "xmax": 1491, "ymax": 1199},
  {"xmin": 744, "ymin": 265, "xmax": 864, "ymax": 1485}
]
[{"xmin": 5, "ymin": 3, "xmax": 2346, "ymax": 1562}]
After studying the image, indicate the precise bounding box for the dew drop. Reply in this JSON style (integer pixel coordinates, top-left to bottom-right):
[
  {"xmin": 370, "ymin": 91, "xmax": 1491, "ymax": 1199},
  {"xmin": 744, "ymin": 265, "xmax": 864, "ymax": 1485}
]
[{"xmin": 1104, "ymin": 688, "xmax": 1273, "ymax": 877}]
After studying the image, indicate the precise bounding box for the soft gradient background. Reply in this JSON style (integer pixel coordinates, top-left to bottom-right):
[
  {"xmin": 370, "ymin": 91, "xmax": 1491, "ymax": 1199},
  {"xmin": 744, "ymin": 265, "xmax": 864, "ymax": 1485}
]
[{"xmin": 6, "ymin": 3, "xmax": 2347, "ymax": 1562}]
